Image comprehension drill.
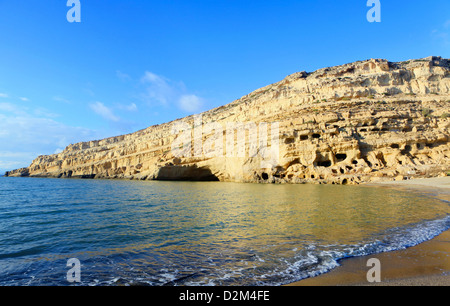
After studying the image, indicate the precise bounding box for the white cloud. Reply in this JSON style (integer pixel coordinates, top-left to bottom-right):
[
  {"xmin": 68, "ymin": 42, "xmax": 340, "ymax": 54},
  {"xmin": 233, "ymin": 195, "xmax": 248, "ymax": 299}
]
[
  {"xmin": 0, "ymin": 115, "xmax": 95, "ymax": 148},
  {"xmin": 0, "ymin": 158, "xmax": 33, "ymax": 172},
  {"xmin": 0, "ymin": 94, "xmax": 29, "ymax": 101},
  {"xmin": 140, "ymin": 71, "xmax": 178, "ymax": 106},
  {"xmin": 0, "ymin": 102, "xmax": 58, "ymax": 118},
  {"xmin": 0, "ymin": 112, "xmax": 100, "ymax": 173},
  {"xmin": 33, "ymin": 107, "xmax": 60, "ymax": 118},
  {"xmin": 126, "ymin": 103, "xmax": 138, "ymax": 111},
  {"xmin": 0, "ymin": 102, "xmax": 19, "ymax": 113},
  {"xmin": 116, "ymin": 102, "xmax": 138, "ymax": 112},
  {"xmin": 0, "ymin": 151, "xmax": 38, "ymax": 170},
  {"xmin": 0, "ymin": 102, "xmax": 28, "ymax": 115},
  {"xmin": 178, "ymin": 94, "xmax": 203, "ymax": 113},
  {"xmin": 139, "ymin": 71, "xmax": 205, "ymax": 113},
  {"xmin": 53, "ymin": 96, "xmax": 72, "ymax": 104},
  {"xmin": 116, "ymin": 70, "xmax": 131, "ymax": 82},
  {"xmin": 89, "ymin": 101, "xmax": 120, "ymax": 122},
  {"xmin": 431, "ymin": 20, "xmax": 450, "ymax": 45}
]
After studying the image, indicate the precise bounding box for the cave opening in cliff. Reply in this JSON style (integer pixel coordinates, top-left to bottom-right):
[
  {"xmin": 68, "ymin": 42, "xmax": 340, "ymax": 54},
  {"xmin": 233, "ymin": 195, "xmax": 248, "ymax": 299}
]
[
  {"xmin": 284, "ymin": 137, "xmax": 295, "ymax": 144},
  {"xmin": 156, "ymin": 166, "xmax": 220, "ymax": 182},
  {"xmin": 376, "ymin": 152, "xmax": 387, "ymax": 166},
  {"xmin": 335, "ymin": 153, "xmax": 347, "ymax": 162},
  {"xmin": 317, "ymin": 160, "xmax": 332, "ymax": 167}
]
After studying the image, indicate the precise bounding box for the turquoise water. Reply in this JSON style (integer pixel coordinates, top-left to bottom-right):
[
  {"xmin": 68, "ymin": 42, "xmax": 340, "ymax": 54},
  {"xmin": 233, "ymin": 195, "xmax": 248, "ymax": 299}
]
[{"xmin": 0, "ymin": 176, "xmax": 449, "ymax": 286}]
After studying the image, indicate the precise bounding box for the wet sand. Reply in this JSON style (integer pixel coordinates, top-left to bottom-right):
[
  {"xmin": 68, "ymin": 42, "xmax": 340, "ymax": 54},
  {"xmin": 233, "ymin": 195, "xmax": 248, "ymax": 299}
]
[{"xmin": 288, "ymin": 176, "xmax": 450, "ymax": 286}]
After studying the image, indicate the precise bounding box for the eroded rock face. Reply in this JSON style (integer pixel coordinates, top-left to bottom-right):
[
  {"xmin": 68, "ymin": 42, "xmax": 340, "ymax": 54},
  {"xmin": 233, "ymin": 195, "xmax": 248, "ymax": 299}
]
[{"xmin": 6, "ymin": 56, "xmax": 450, "ymax": 184}]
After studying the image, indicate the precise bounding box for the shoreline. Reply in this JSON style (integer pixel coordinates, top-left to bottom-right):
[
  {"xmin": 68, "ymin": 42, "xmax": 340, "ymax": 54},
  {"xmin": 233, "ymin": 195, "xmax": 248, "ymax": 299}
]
[
  {"xmin": 287, "ymin": 176, "xmax": 450, "ymax": 286},
  {"xmin": 3, "ymin": 175, "xmax": 449, "ymax": 286}
]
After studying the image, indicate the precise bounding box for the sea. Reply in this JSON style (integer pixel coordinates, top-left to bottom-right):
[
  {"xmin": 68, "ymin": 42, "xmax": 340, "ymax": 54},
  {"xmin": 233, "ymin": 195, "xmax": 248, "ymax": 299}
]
[{"xmin": 0, "ymin": 176, "xmax": 449, "ymax": 286}]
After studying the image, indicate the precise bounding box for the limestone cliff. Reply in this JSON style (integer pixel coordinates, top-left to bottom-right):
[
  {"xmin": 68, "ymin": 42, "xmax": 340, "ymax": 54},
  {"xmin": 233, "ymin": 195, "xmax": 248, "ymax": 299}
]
[{"xmin": 6, "ymin": 56, "xmax": 450, "ymax": 184}]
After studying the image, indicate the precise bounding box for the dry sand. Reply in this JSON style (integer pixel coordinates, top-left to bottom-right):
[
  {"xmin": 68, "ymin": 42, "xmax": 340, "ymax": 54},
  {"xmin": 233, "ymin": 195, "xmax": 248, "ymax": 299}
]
[{"xmin": 287, "ymin": 176, "xmax": 450, "ymax": 286}]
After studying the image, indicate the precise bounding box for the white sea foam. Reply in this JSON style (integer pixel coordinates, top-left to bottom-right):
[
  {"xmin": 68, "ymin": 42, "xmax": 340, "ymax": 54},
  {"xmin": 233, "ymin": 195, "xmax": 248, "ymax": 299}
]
[{"xmin": 275, "ymin": 215, "xmax": 450, "ymax": 285}]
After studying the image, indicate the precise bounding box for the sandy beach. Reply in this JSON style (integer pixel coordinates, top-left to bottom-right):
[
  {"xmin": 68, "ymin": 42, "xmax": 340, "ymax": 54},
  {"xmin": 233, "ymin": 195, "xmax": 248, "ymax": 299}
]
[{"xmin": 288, "ymin": 176, "xmax": 450, "ymax": 286}]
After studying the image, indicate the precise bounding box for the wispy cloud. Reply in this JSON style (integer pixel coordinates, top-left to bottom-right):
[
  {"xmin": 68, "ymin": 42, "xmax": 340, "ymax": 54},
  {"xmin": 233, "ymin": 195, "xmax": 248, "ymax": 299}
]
[
  {"xmin": 0, "ymin": 110, "xmax": 100, "ymax": 173},
  {"xmin": 0, "ymin": 151, "xmax": 40, "ymax": 170},
  {"xmin": 431, "ymin": 20, "xmax": 450, "ymax": 45},
  {"xmin": 33, "ymin": 107, "xmax": 60, "ymax": 118},
  {"xmin": 0, "ymin": 93, "xmax": 31, "ymax": 102},
  {"xmin": 0, "ymin": 102, "xmax": 28, "ymax": 115},
  {"xmin": 53, "ymin": 96, "xmax": 72, "ymax": 104},
  {"xmin": 139, "ymin": 71, "xmax": 204, "ymax": 113},
  {"xmin": 89, "ymin": 101, "xmax": 120, "ymax": 122},
  {"xmin": 140, "ymin": 71, "xmax": 178, "ymax": 106},
  {"xmin": 178, "ymin": 94, "xmax": 204, "ymax": 113},
  {"xmin": 0, "ymin": 102, "xmax": 58, "ymax": 118},
  {"xmin": 116, "ymin": 70, "xmax": 132, "ymax": 82},
  {"xmin": 116, "ymin": 102, "xmax": 138, "ymax": 112}
]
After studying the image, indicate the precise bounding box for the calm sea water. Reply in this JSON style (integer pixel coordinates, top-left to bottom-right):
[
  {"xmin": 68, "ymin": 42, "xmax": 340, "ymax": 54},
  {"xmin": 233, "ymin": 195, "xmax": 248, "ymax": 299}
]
[{"xmin": 0, "ymin": 176, "xmax": 449, "ymax": 286}]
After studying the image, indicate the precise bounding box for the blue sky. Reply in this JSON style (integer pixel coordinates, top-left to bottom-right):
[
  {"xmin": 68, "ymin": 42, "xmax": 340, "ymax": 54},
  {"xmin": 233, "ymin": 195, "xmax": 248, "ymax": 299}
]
[{"xmin": 0, "ymin": 0, "xmax": 449, "ymax": 173}]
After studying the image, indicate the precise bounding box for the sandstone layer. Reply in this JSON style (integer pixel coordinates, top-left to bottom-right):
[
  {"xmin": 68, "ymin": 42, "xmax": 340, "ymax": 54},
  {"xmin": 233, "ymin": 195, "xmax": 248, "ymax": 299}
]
[{"xmin": 6, "ymin": 56, "xmax": 450, "ymax": 184}]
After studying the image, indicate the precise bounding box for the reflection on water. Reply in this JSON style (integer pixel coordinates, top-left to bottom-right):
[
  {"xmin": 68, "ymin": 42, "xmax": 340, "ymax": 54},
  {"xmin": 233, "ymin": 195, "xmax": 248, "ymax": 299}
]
[{"xmin": 0, "ymin": 177, "xmax": 448, "ymax": 285}]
